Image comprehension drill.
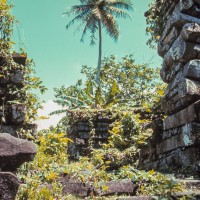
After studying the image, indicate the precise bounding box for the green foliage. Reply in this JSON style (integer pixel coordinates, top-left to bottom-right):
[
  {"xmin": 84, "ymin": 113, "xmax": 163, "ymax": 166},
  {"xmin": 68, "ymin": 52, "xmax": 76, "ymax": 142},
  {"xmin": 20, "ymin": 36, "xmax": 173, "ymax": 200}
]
[
  {"xmin": 16, "ymin": 129, "xmax": 72, "ymax": 200},
  {"xmin": 17, "ymin": 114, "xmax": 184, "ymax": 199},
  {"xmin": 145, "ymin": 0, "xmax": 164, "ymax": 48},
  {"xmin": 64, "ymin": 0, "xmax": 133, "ymax": 46},
  {"xmin": 0, "ymin": 1, "xmax": 47, "ymax": 127},
  {"xmin": 53, "ymin": 55, "xmax": 165, "ymax": 112},
  {"xmin": 0, "ymin": 2, "xmax": 15, "ymax": 51}
]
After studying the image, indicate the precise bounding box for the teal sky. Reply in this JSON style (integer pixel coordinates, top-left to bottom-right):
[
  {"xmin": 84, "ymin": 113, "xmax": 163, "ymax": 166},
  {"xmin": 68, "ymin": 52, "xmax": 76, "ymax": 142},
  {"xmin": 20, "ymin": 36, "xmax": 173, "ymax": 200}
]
[{"xmin": 12, "ymin": 0, "xmax": 162, "ymax": 101}]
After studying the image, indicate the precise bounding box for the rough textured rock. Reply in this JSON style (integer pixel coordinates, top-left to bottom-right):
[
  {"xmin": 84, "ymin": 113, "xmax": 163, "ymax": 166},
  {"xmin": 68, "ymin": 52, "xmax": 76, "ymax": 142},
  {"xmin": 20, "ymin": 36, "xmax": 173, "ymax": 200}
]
[
  {"xmin": 161, "ymin": 78, "xmax": 200, "ymax": 114},
  {"xmin": 157, "ymin": 123, "xmax": 200, "ymax": 154},
  {"xmin": 95, "ymin": 180, "xmax": 136, "ymax": 196},
  {"xmin": 117, "ymin": 197, "xmax": 154, "ymax": 200},
  {"xmin": 164, "ymin": 36, "xmax": 200, "ymax": 67},
  {"xmin": 0, "ymin": 133, "xmax": 36, "ymax": 172},
  {"xmin": 67, "ymin": 116, "xmax": 113, "ymax": 160},
  {"xmin": 0, "ymin": 172, "xmax": 20, "ymax": 200},
  {"xmin": 61, "ymin": 181, "xmax": 92, "ymax": 198},
  {"xmin": 160, "ymin": 59, "xmax": 200, "ymax": 83},
  {"xmin": 142, "ymin": 0, "xmax": 200, "ymax": 176},
  {"xmin": 163, "ymin": 100, "xmax": 200, "ymax": 130},
  {"xmin": 60, "ymin": 178, "xmax": 136, "ymax": 197},
  {"xmin": 6, "ymin": 104, "xmax": 26, "ymax": 125}
]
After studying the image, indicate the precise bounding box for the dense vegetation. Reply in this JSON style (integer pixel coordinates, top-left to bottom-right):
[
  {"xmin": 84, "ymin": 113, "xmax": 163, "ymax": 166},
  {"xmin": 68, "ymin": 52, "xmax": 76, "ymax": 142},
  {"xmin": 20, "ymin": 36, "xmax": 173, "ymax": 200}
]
[{"xmin": 145, "ymin": 0, "xmax": 165, "ymax": 48}]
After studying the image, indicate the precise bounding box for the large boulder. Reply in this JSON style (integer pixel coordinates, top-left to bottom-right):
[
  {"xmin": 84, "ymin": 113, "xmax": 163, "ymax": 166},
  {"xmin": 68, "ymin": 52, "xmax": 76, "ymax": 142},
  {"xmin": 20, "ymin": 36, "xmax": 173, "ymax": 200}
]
[
  {"xmin": 0, "ymin": 133, "xmax": 36, "ymax": 172},
  {"xmin": 0, "ymin": 172, "xmax": 20, "ymax": 200}
]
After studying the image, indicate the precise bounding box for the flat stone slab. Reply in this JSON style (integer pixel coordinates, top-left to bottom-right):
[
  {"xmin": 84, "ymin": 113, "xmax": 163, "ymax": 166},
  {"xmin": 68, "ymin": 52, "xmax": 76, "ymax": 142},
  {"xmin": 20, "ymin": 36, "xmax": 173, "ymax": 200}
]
[
  {"xmin": 0, "ymin": 133, "xmax": 36, "ymax": 171},
  {"xmin": 61, "ymin": 181, "xmax": 92, "ymax": 198},
  {"xmin": 161, "ymin": 78, "xmax": 200, "ymax": 114},
  {"xmin": 95, "ymin": 180, "xmax": 136, "ymax": 196},
  {"xmin": 0, "ymin": 172, "xmax": 20, "ymax": 200},
  {"xmin": 163, "ymin": 100, "xmax": 200, "ymax": 130}
]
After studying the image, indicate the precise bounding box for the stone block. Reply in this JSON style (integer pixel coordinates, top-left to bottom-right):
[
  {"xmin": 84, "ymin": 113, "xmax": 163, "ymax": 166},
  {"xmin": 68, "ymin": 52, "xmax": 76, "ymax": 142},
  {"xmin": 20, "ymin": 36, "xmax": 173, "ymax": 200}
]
[
  {"xmin": 161, "ymin": 12, "xmax": 200, "ymax": 48},
  {"xmin": 163, "ymin": 100, "xmax": 200, "ymax": 130},
  {"xmin": 0, "ymin": 123, "xmax": 37, "ymax": 138},
  {"xmin": 164, "ymin": 36, "xmax": 200, "ymax": 67},
  {"xmin": 95, "ymin": 180, "xmax": 136, "ymax": 196},
  {"xmin": 158, "ymin": 22, "xmax": 200, "ymax": 57},
  {"xmin": 0, "ymin": 70, "xmax": 24, "ymax": 87},
  {"xmin": 160, "ymin": 62, "xmax": 183, "ymax": 83},
  {"xmin": 0, "ymin": 133, "xmax": 36, "ymax": 172},
  {"xmin": 161, "ymin": 59, "xmax": 200, "ymax": 83},
  {"xmin": 6, "ymin": 104, "xmax": 26, "ymax": 125},
  {"xmin": 0, "ymin": 172, "xmax": 20, "ymax": 200},
  {"xmin": 61, "ymin": 181, "xmax": 92, "ymax": 198},
  {"xmin": 181, "ymin": 23, "xmax": 200, "ymax": 42},
  {"xmin": 157, "ymin": 123, "xmax": 200, "ymax": 154},
  {"xmin": 162, "ymin": 78, "xmax": 200, "ymax": 114},
  {"xmin": 158, "ymin": 27, "xmax": 179, "ymax": 57}
]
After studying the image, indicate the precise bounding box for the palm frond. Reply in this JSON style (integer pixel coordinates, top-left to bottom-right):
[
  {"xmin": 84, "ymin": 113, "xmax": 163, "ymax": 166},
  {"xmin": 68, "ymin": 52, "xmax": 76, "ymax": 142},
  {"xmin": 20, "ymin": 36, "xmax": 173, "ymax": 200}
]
[
  {"xmin": 65, "ymin": 10, "xmax": 91, "ymax": 30},
  {"xmin": 108, "ymin": 0, "xmax": 133, "ymax": 11},
  {"xmin": 101, "ymin": 10, "xmax": 119, "ymax": 41},
  {"xmin": 106, "ymin": 6, "xmax": 132, "ymax": 19}
]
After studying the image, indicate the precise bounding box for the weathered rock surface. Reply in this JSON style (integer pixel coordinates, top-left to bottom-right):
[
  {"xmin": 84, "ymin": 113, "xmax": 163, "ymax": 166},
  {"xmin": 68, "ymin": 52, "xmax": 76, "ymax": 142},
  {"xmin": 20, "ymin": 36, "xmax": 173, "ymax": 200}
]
[
  {"xmin": 159, "ymin": 22, "xmax": 200, "ymax": 57},
  {"xmin": 95, "ymin": 180, "xmax": 136, "ymax": 196},
  {"xmin": 157, "ymin": 123, "xmax": 200, "ymax": 154},
  {"xmin": 0, "ymin": 133, "xmax": 36, "ymax": 171},
  {"xmin": 6, "ymin": 104, "xmax": 26, "ymax": 125},
  {"xmin": 181, "ymin": 23, "xmax": 200, "ymax": 42},
  {"xmin": 68, "ymin": 119, "xmax": 113, "ymax": 160},
  {"xmin": 0, "ymin": 172, "xmax": 20, "ymax": 200},
  {"xmin": 143, "ymin": 0, "xmax": 200, "ymax": 179},
  {"xmin": 61, "ymin": 181, "xmax": 92, "ymax": 198},
  {"xmin": 164, "ymin": 36, "xmax": 200, "ymax": 67},
  {"xmin": 163, "ymin": 100, "xmax": 200, "ymax": 130},
  {"xmin": 161, "ymin": 78, "xmax": 200, "ymax": 114},
  {"xmin": 161, "ymin": 59, "xmax": 200, "ymax": 83},
  {"xmin": 60, "ymin": 178, "xmax": 136, "ymax": 197},
  {"xmin": 161, "ymin": 12, "xmax": 200, "ymax": 50}
]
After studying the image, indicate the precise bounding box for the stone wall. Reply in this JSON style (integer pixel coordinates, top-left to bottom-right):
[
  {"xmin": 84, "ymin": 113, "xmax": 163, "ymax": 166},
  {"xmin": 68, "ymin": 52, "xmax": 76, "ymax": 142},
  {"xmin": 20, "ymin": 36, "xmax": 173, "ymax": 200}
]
[
  {"xmin": 0, "ymin": 54, "xmax": 36, "ymax": 200},
  {"xmin": 67, "ymin": 111, "xmax": 113, "ymax": 160},
  {"xmin": 139, "ymin": 0, "xmax": 200, "ymax": 177}
]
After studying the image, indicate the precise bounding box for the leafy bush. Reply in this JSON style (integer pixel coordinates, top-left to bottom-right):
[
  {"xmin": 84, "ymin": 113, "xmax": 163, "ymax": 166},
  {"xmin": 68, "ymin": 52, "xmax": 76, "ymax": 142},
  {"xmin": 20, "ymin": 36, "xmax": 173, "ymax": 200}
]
[
  {"xmin": 145, "ymin": 0, "xmax": 165, "ymax": 48},
  {"xmin": 53, "ymin": 55, "xmax": 165, "ymax": 111}
]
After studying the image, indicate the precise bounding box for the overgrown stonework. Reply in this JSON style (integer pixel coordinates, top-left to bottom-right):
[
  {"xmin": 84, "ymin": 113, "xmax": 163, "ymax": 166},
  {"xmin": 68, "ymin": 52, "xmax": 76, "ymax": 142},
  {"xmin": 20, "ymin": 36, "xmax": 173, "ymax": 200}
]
[
  {"xmin": 140, "ymin": 0, "xmax": 200, "ymax": 177},
  {"xmin": 0, "ymin": 55, "xmax": 36, "ymax": 200},
  {"xmin": 67, "ymin": 109, "xmax": 115, "ymax": 160}
]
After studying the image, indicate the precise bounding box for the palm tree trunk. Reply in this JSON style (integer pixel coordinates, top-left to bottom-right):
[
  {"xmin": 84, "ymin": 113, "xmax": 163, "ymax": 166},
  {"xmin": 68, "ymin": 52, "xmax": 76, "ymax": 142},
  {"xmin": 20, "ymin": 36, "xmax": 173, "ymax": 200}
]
[{"xmin": 96, "ymin": 19, "xmax": 102, "ymax": 86}]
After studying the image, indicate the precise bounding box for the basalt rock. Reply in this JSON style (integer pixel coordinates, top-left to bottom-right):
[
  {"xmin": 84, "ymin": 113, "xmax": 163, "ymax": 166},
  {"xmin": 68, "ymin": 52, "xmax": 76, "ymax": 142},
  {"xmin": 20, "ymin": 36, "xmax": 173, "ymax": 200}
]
[
  {"xmin": 0, "ymin": 172, "xmax": 20, "ymax": 200},
  {"xmin": 142, "ymin": 0, "xmax": 200, "ymax": 177},
  {"xmin": 0, "ymin": 133, "xmax": 36, "ymax": 172}
]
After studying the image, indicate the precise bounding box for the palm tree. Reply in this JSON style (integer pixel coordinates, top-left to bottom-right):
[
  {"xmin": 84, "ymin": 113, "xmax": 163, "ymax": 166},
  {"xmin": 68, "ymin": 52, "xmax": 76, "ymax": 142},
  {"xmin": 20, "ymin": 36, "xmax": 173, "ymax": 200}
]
[{"xmin": 64, "ymin": 0, "xmax": 133, "ymax": 85}]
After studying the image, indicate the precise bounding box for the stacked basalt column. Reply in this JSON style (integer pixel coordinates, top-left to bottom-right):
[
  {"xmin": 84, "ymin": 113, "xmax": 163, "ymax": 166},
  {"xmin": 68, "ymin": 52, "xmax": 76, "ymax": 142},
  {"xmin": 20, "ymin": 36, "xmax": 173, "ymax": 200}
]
[
  {"xmin": 0, "ymin": 54, "xmax": 37, "ymax": 137},
  {"xmin": 139, "ymin": 0, "xmax": 200, "ymax": 177},
  {"xmin": 0, "ymin": 54, "xmax": 36, "ymax": 200}
]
